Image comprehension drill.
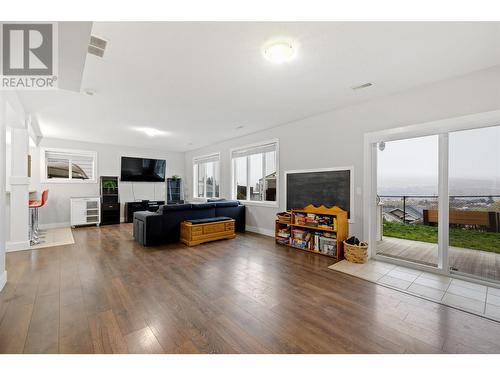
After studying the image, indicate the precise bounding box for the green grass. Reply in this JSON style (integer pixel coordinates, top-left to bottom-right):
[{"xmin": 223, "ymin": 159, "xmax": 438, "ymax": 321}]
[{"xmin": 383, "ymin": 221, "xmax": 500, "ymax": 254}]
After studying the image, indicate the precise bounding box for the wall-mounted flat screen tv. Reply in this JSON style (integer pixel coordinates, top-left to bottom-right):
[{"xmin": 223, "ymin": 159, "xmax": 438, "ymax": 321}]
[{"xmin": 120, "ymin": 156, "xmax": 166, "ymax": 182}]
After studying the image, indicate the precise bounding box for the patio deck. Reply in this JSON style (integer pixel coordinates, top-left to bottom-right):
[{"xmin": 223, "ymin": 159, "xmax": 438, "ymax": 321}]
[{"xmin": 377, "ymin": 236, "xmax": 500, "ymax": 282}]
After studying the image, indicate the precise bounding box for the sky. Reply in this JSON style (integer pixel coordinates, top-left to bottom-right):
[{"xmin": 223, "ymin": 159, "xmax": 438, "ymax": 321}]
[{"xmin": 377, "ymin": 125, "xmax": 500, "ymax": 195}]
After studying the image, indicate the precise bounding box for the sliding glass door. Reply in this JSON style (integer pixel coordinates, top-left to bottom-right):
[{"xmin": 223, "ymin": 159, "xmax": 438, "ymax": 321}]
[
  {"xmin": 376, "ymin": 135, "xmax": 440, "ymax": 267},
  {"xmin": 448, "ymin": 125, "xmax": 500, "ymax": 282},
  {"xmin": 373, "ymin": 123, "xmax": 500, "ymax": 284}
]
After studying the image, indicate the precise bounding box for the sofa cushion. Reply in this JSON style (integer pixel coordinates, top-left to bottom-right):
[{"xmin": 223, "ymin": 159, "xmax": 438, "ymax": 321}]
[
  {"xmin": 191, "ymin": 202, "xmax": 216, "ymax": 209},
  {"xmin": 206, "ymin": 198, "xmax": 226, "ymax": 202},
  {"xmin": 157, "ymin": 203, "xmax": 192, "ymax": 213},
  {"xmin": 186, "ymin": 216, "xmax": 233, "ymax": 225},
  {"xmin": 214, "ymin": 200, "xmax": 240, "ymax": 208},
  {"xmin": 134, "ymin": 210, "xmax": 160, "ymax": 220}
]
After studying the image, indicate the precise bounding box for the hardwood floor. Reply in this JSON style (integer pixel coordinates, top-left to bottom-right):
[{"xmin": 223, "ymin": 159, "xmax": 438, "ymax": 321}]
[{"xmin": 1, "ymin": 224, "xmax": 500, "ymax": 353}]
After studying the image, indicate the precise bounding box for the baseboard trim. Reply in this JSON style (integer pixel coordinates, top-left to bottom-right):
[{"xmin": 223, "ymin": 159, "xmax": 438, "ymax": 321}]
[
  {"xmin": 39, "ymin": 222, "xmax": 71, "ymax": 230},
  {"xmin": 0, "ymin": 271, "xmax": 6, "ymax": 292},
  {"xmin": 6, "ymin": 240, "xmax": 30, "ymax": 252},
  {"xmin": 245, "ymin": 225, "xmax": 274, "ymax": 237}
]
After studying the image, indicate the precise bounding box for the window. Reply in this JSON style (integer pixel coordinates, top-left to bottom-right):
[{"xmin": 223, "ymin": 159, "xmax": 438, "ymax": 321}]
[
  {"xmin": 231, "ymin": 140, "xmax": 278, "ymax": 203},
  {"xmin": 42, "ymin": 148, "xmax": 97, "ymax": 183},
  {"xmin": 193, "ymin": 153, "xmax": 220, "ymax": 198}
]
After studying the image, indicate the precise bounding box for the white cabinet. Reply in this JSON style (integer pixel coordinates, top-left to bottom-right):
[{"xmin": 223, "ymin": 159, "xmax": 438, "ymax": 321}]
[{"xmin": 70, "ymin": 197, "xmax": 101, "ymax": 227}]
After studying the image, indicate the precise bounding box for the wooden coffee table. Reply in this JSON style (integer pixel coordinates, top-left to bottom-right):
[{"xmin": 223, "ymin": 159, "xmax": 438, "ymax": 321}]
[{"xmin": 180, "ymin": 217, "xmax": 235, "ymax": 246}]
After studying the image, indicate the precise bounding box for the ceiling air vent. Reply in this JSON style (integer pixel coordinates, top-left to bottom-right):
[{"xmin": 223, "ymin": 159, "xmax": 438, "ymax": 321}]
[
  {"xmin": 88, "ymin": 35, "xmax": 107, "ymax": 58},
  {"xmin": 351, "ymin": 82, "xmax": 373, "ymax": 90}
]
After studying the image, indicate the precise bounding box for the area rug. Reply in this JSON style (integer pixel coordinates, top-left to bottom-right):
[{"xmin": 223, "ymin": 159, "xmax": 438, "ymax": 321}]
[
  {"xmin": 329, "ymin": 259, "xmax": 500, "ymax": 323},
  {"xmin": 30, "ymin": 227, "xmax": 75, "ymax": 250}
]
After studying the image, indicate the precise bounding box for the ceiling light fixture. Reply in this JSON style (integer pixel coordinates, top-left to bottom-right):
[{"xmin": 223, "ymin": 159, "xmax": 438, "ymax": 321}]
[
  {"xmin": 351, "ymin": 82, "xmax": 374, "ymax": 90},
  {"xmin": 133, "ymin": 127, "xmax": 168, "ymax": 137},
  {"xmin": 235, "ymin": 125, "xmax": 244, "ymax": 130},
  {"xmin": 263, "ymin": 42, "xmax": 296, "ymax": 64},
  {"xmin": 83, "ymin": 89, "xmax": 96, "ymax": 96}
]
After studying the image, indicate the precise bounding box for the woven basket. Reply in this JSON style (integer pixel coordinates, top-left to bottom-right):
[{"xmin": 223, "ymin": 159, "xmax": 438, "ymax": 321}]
[
  {"xmin": 276, "ymin": 212, "xmax": 292, "ymax": 224},
  {"xmin": 343, "ymin": 241, "xmax": 369, "ymax": 263}
]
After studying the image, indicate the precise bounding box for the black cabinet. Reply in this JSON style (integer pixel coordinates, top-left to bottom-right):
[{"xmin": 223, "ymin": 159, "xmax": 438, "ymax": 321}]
[
  {"xmin": 100, "ymin": 176, "xmax": 120, "ymax": 225},
  {"xmin": 124, "ymin": 200, "xmax": 165, "ymax": 223},
  {"xmin": 101, "ymin": 202, "xmax": 120, "ymax": 225}
]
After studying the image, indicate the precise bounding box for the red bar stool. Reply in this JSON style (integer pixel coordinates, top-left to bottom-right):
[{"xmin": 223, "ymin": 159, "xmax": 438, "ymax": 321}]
[{"xmin": 29, "ymin": 189, "xmax": 49, "ymax": 245}]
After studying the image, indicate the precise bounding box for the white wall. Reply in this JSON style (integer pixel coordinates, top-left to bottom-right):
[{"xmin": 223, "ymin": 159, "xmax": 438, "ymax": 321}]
[
  {"xmin": 184, "ymin": 65, "xmax": 500, "ymax": 237},
  {"xmin": 4, "ymin": 144, "xmax": 10, "ymax": 250},
  {"xmin": 33, "ymin": 138, "xmax": 185, "ymax": 227},
  {"xmin": 0, "ymin": 93, "xmax": 6, "ymax": 290}
]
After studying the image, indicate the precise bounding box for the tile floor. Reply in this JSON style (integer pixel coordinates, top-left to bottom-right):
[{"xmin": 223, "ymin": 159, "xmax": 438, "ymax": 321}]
[{"xmin": 329, "ymin": 259, "xmax": 500, "ymax": 321}]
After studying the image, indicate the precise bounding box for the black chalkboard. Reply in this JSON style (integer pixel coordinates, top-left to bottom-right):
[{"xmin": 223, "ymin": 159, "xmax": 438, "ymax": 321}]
[{"xmin": 286, "ymin": 169, "xmax": 351, "ymax": 218}]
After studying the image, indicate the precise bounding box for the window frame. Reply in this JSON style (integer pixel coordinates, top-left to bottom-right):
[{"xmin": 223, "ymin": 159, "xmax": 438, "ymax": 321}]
[
  {"xmin": 192, "ymin": 152, "xmax": 221, "ymax": 199},
  {"xmin": 40, "ymin": 147, "xmax": 98, "ymax": 184},
  {"xmin": 230, "ymin": 139, "xmax": 279, "ymax": 207}
]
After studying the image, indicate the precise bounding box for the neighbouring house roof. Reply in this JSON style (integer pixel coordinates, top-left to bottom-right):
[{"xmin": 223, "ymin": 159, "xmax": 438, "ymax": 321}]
[{"xmin": 384, "ymin": 208, "xmax": 421, "ymax": 223}]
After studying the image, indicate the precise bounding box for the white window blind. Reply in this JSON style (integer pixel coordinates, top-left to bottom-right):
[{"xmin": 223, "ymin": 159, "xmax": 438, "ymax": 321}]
[
  {"xmin": 44, "ymin": 149, "xmax": 96, "ymax": 181},
  {"xmin": 231, "ymin": 142, "xmax": 277, "ymax": 159},
  {"xmin": 193, "ymin": 153, "xmax": 220, "ymax": 164}
]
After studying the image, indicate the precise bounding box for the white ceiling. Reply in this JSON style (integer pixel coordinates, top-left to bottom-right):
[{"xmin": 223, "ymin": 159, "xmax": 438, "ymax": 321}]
[
  {"xmin": 18, "ymin": 22, "xmax": 500, "ymax": 152},
  {"xmin": 57, "ymin": 22, "xmax": 93, "ymax": 92}
]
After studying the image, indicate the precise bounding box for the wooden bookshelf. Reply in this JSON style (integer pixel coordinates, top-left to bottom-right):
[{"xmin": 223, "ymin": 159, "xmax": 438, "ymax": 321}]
[{"xmin": 275, "ymin": 204, "xmax": 349, "ymax": 259}]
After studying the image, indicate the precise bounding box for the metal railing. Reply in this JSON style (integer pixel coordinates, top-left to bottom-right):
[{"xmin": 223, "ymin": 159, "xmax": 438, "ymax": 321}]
[{"xmin": 378, "ymin": 194, "xmax": 500, "ymax": 226}]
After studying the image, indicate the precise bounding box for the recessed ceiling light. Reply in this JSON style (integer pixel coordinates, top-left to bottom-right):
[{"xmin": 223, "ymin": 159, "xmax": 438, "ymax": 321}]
[
  {"xmin": 263, "ymin": 42, "xmax": 296, "ymax": 64},
  {"xmin": 133, "ymin": 127, "xmax": 168, "ymax": 137}
]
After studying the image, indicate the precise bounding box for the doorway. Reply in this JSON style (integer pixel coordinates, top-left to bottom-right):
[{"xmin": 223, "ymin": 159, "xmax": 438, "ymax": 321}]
[
  {"xmin": 365, "ymin": 112, "xmax": 500, "ymax": 284},
  {"xmin": 376, "ymin": 135, "xmax": 440, "ymax": 268}
]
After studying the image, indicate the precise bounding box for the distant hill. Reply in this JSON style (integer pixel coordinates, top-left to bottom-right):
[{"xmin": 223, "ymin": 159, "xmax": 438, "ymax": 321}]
[{"xmin": 378, "ymin": 177, "xmax": 500, "ymax": 196}]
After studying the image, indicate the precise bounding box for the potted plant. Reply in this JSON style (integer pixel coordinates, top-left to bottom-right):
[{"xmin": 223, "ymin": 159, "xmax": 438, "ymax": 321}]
[{"xmin": 102, "ymin": 180, "xmax": 117, "ymax": 194}]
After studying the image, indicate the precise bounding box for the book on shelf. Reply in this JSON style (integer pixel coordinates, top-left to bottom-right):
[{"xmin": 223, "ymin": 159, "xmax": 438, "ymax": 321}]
[
  {"xmin": 291, "ymin": 238, "xmax": 308, "ymax": 249},
  {"xmin": 276, "ymin": 237, "xmax": 290, "ymax": 245},
  {"xmin": 319, "ymin": 237, "xmax": 337, "ymax": 256},
  {"xmin": 292, "ymin": 228, "xmax": 307, "ymax": 240},
  {"xmin": 277, "ymin": 227, "xmax": 290, "ymax": 238},
  {"xmin": 295, "ymin": 213, "xmax": 306, "ymax": 225},
  {"xmin": 293, "ymin": 212, "xmax": 338, "ymax": 231},
  {"xmin": 274, "ymin": 205, "xmax": 348, "ymax": 258}
]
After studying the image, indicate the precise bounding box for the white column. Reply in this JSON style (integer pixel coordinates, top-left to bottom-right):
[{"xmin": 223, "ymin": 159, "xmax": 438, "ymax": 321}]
[
  {"xmin": 0, "ymin": 94, "xmax": 7, "ymax": 291},
  {"xmin": 7, "ymin": 126, "xmax": 30, "ymax": 252}
]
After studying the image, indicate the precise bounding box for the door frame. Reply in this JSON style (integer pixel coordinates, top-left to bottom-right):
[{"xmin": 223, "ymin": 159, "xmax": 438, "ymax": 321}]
[{"xmin": 363, "ymin": 110, "xmax": 500, "ymax": 282}]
